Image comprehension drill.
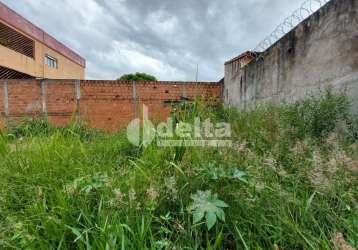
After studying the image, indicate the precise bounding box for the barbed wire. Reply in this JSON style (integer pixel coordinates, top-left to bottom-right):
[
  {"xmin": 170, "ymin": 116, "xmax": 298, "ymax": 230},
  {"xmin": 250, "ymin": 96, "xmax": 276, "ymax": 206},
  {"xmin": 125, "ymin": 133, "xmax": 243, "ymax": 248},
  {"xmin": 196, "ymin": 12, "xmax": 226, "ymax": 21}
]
[{"xmin": 253, "ymin": 0, "xmax": 331, "ymax": 53}]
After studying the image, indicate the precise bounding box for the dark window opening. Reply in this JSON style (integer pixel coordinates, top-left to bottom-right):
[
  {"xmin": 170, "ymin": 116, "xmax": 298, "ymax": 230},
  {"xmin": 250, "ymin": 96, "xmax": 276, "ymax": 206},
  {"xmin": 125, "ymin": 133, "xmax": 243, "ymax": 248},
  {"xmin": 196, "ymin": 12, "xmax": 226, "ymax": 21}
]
[
  {"xmin": 0, "ymin": 66, "xmax": 34, "ymax": 79},
  {"xmin": 0, "ymin": 22, "xmax": 35, "ymax": 58}
]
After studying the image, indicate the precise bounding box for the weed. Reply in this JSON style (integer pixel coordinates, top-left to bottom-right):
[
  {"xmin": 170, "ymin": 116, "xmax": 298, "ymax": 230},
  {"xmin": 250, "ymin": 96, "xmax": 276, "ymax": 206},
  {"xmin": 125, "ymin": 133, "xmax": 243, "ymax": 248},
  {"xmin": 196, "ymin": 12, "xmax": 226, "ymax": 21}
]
[{"xmin": 0, "ymin": 92, "xmax": 357, "ymax": 249}]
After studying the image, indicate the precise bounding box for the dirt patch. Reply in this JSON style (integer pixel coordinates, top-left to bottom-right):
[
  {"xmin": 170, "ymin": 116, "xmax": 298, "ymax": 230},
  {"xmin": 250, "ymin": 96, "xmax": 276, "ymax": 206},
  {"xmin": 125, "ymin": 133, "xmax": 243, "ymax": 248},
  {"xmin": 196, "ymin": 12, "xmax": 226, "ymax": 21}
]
[{"xmin": 331, "ymin": 232, "xmax": 356, "ymax": 250}]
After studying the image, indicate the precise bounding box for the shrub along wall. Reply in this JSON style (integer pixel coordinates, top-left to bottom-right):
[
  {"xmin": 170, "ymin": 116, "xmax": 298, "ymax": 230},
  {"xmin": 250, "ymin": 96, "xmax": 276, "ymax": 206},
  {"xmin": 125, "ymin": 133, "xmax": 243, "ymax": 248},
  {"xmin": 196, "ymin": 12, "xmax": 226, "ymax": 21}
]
[{"xmin": 0, "ymin": 79, "xmax": 222, "ymax": 131}]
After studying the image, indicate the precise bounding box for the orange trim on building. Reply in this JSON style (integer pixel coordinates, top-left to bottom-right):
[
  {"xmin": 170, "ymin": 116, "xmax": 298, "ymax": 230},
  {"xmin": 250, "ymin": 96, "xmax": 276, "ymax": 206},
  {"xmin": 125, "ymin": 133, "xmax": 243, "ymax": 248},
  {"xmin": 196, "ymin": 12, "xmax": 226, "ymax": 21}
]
[{"xmin": 0, "ymin": 1, "xmax": 85, "ymax": 68}]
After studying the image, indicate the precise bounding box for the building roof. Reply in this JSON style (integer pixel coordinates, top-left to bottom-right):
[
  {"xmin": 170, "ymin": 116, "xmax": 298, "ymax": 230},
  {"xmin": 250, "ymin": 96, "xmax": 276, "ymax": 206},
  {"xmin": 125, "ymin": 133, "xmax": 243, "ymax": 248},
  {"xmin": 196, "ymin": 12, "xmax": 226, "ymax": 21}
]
[
  {"xmin": 0, "ymin": 2, "xmax": 85, "ymax": 68},
  {"xmin": 224, "ymin": 51, "xmax": 259, "ymax": 65}
]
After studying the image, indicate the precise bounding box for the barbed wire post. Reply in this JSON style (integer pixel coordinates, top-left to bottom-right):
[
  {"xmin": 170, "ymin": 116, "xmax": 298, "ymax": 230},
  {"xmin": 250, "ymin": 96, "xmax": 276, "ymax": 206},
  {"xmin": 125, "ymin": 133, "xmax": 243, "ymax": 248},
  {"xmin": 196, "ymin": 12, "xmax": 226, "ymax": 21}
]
[{"xmin": 252, "ymin": 0, "xmax": 331, "ymax": 55}]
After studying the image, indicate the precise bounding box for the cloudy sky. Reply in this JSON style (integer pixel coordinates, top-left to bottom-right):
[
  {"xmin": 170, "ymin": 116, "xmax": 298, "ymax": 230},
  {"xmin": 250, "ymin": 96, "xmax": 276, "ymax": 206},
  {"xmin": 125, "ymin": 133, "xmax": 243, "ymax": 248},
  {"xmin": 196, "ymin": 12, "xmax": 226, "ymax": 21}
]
[{"xmin": 3, "ymin": 0, "xmax": 304, "ymax": 81}]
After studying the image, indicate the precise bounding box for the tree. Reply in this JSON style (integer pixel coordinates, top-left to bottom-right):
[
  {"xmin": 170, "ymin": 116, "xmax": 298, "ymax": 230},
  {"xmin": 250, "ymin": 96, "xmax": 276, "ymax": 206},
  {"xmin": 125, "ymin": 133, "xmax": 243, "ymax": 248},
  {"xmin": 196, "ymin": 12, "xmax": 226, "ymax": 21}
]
[{"xmin": 118, "ymin": 72, "xmax": 157, "ymax": 81}]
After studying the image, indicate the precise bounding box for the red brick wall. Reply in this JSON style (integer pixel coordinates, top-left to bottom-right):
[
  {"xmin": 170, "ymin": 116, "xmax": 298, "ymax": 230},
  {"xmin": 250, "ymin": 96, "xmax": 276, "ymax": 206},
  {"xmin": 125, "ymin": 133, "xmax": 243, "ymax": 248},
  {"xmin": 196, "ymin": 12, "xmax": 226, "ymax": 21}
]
[
  {"xmin": 0, "ymin": 79, "xmax": 222, "ymax": 131},
  {"xmin": 8, "ymin": 80, "xmax": 42, "ymax": 115},
  {"xmin": 80, "ymin": 81, "xmax": 134, "ymax": 131},
  {"xmin": 46, "ymin": 80, "xmax": 78, "ymax": 126}
]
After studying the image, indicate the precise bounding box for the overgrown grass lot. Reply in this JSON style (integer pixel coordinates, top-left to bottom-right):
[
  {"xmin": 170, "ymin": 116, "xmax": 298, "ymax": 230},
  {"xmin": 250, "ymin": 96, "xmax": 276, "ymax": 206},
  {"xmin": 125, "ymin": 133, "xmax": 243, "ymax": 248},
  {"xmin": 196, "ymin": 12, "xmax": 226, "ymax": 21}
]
[{"xmin": 0, "ymin": 91, "xmax": 357, "ymax": 249}]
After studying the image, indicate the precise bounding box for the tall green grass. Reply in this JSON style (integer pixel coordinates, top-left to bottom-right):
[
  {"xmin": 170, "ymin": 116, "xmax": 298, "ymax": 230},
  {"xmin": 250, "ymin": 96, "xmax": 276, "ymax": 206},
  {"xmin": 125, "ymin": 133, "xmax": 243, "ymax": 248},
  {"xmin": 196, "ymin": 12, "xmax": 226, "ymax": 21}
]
[{"xmin": 0, "ymin": 91, "xmax": 357, "ymax": 249}]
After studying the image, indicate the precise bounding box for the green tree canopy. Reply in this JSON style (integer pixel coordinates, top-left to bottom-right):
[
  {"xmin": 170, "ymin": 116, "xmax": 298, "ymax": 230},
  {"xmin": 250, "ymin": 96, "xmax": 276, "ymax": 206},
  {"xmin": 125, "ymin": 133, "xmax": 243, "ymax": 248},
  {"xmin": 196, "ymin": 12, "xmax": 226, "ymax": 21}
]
[{"xmin": 118, "ymin": 72, "xmax": 157, "ymax": 81}]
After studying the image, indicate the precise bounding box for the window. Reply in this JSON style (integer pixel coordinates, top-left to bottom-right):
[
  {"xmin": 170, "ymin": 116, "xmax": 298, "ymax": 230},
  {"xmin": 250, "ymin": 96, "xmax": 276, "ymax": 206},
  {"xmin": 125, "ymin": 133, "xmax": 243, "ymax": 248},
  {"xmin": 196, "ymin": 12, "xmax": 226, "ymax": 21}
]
[{"xmin": 45, "ymin": 55, "xmax": 58, "ymax": 68}]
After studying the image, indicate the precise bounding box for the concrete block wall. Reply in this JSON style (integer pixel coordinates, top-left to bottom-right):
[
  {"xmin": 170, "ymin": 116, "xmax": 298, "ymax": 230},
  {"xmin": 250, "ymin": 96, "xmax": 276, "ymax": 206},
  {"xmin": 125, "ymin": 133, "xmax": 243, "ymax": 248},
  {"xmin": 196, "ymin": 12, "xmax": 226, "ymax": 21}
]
[
  {"xmin": 224, "ymin": 0, "xmax": 358, "ymax": 110},
  {"xmin": 0, "ymin": 79, "xmax": 221, "ymax": 131}
]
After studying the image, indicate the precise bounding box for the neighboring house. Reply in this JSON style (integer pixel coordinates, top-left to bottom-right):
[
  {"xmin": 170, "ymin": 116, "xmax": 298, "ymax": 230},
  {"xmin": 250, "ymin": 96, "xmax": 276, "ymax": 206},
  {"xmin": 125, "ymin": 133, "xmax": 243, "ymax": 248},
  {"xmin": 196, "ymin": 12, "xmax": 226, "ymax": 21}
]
[
  {"xmin": 0, "ymin": 2, "xmax": 85, "ymax": 79},
  {"xmin": 225, "ymin": 51, "xmax": 257, "ymax": 70}
]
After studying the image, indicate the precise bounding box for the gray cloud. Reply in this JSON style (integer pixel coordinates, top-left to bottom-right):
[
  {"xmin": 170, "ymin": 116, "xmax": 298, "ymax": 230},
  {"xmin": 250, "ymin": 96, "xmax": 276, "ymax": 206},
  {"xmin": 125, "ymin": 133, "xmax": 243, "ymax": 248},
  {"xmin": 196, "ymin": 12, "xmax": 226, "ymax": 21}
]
[{"xmin": 2, "ymin": 0, "xmax": 303, "ymax": 80}]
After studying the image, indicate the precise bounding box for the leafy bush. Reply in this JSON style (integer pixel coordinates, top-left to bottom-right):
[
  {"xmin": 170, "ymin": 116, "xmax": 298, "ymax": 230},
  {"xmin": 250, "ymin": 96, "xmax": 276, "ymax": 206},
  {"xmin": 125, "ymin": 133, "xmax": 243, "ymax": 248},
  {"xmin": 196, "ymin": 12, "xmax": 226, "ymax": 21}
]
[
  {"xmin": 6, "ymin": 117, "xmax": 54, "ymax": 138},
  {"xmin": 118, "ymin": 72, "xmax": 157, "ymax": 81},
  {"xmin": 188, "ymin": 190, "xmax": 228, "ymax": 230},
  {"xmin": 281, "ymin": 89, "xmax": 351, "ymax": 139}
]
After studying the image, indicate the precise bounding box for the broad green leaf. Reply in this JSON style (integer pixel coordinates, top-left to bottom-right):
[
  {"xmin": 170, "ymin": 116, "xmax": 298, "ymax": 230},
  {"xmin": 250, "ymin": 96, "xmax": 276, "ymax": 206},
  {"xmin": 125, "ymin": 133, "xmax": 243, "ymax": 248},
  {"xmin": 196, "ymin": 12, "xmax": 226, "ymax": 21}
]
[
  {"xmin": 204, "ymin": 166, "xmax": 248, "ymax": 183},
  {"xmin": 193, "ymin": 210, "xmax": 205, "ymax": 224},
  {"xmin": 213, "ymin": 200, "xmax": 229, "ymax": 208},
  {"xmin": 205, "ymin": 211, "xmax": 217, "ymax": 230},
  {"xmin": 215, "ymin": 207, "xmax": 226, "ymax": 222},
  {"xmin": 188, "ymin": 190, "xmax": 229, "ymax": 230},
  {"xmin": 230, "ymin": 169, "xmax": 248, "ymax": 182}
]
